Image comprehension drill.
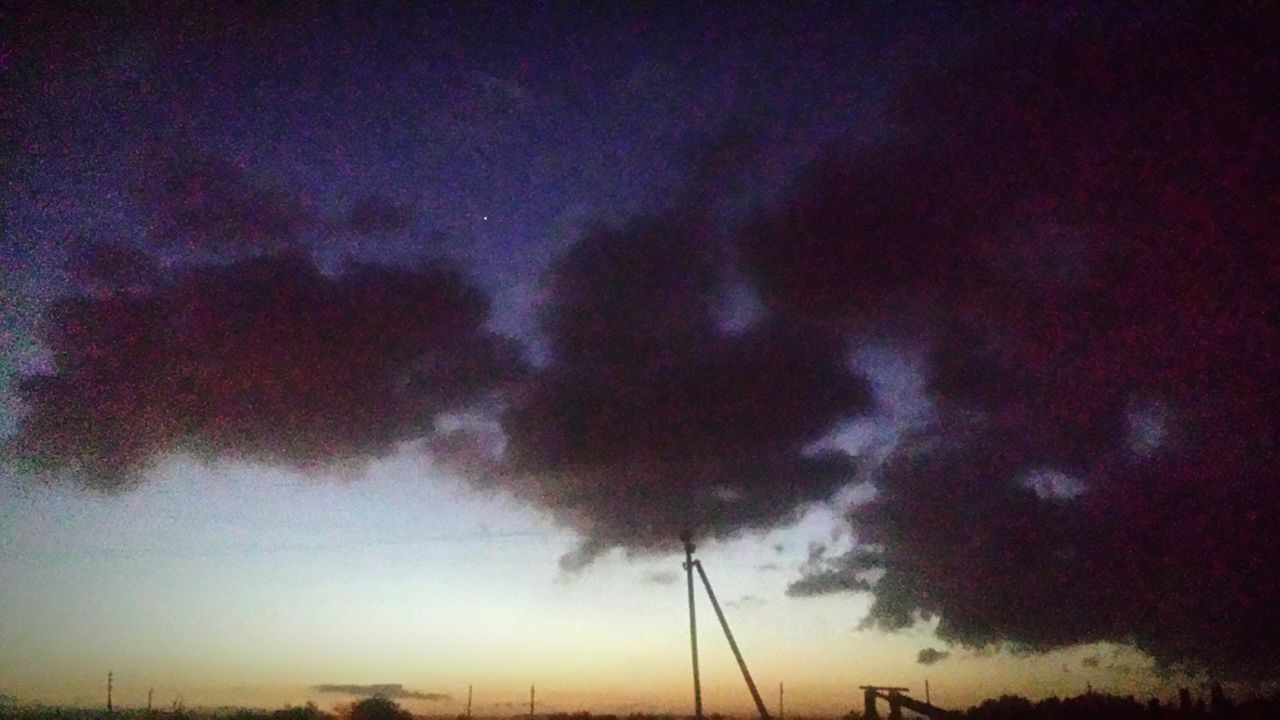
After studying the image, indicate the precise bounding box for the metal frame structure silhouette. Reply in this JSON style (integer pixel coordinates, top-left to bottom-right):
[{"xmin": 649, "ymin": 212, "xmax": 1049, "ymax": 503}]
[{"xmin": 859, "ymin": 685, "xmax": 955, "ymax": 720}]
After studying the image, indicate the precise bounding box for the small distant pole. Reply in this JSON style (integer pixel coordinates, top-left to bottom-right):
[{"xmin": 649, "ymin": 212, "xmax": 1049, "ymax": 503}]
[
  {"xmin": 147, "ymin": 688, "xmax": 154, "ymax": 713},
  {"xmin": 107, "ymin": 671, "xmax": 113, "ymax": 714},
  {"xmin": 779, "ymin": 683, "xmax": 784, "ymax": 719},
  {"xmin": 466, "ymin": 685, "xmax": 473, "ymax": 720},
  {"xmin": 529, "ymin": 684, "xmax": 535, "ymax": 719},
  {"xmin": 925, "ymin": 679, "xmax": 930, "ymax": 705}
]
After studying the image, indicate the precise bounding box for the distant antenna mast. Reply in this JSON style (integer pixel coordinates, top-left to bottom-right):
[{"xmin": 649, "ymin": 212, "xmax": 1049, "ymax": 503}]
[
  {"xmin": 148, "ymin": 688, "xmax": 154, "ymax": 713},
  {"xmin": 466, "ymin": 685, "xmax": 473, "ymax": 720},
  {"xmin": 779, "ymin": 683, "xmax": 784, "ymax": 719},
  {"xmin": 682, "ymin": 532, "xmax": 703, "ymax": 720},
  {"xmin": 529, "ymin": 684, "xmax": 535, "ymax": 720},
  {"xmin": 107, "ymin": 671, "xmax": 113, "ymax": 714}
]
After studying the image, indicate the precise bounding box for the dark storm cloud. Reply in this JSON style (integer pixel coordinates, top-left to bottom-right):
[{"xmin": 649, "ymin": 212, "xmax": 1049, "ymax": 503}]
[
  {"xmin": 313, "ymin": 684, "xmax": 449, "ymax": 702},
  {"xmin": 917, "ymin": 648, "xmax": 950, "ymax": 666},
  {"xmin": 7, "ymin": 252, "xmax": 522, "ymax": 487},
  {"xmin": 9, "ymin": 0, "xmax": 1275, "ymax": 685},
  {"xmin": 347, "ymin": 195, "xmax": 415, "ymax": 236},
  {"xmin": 771, "ymin": 7, "xmax": 1277, "ymax": 679},
  {"xmin": 785, "ymin": 543, "xmax": 875, "ymax": 598},
  {"xmin": 9, "ymin": 1, "xmax": 902, "ymax": 571},
  {"xmin": 65, "ymin": 238, "xmax": 160, "ymax": 296},
  {"xmin": 786, "ymin": 571, "xmax": 872, "ymax": 597},
  {"xmin": 498, "ymin": 209, "xmax": 871, "ymax": 564},
  {"xmin": 134, "ymin": 142, "xmax": 308, "ymax": 256}
]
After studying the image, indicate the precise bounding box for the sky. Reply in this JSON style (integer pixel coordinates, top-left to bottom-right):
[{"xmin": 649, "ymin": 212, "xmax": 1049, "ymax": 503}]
[{"xmin": 2, "ymin": 2, "xmax": 1276, "ymax": 714}]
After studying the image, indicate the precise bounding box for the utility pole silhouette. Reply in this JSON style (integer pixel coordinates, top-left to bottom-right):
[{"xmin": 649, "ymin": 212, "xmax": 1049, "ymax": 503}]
[
  {"xmin": 529, "ymin": 684, "xmax": 535, "ymax": 720},
  {"xmin": 107, "ymin": 671, "xmax": 113, "ymax": 714},
  {"xmin": 682, "ymin": 532, "xmax": 703, "ymax": 720},
  {"xmin": 148, "ymin": 688, "xmax": 154, "ymax": 713},
  {"xmin": 681, "ymin": 532, "xmax": 771, "ymax": 720},
  {"xmin": 466, "ymin": 685, "xmax": 472, "ymax": 720},
  {"xmin": 778, "ymin": 683, "xmax": 784, "ymax": 719}
]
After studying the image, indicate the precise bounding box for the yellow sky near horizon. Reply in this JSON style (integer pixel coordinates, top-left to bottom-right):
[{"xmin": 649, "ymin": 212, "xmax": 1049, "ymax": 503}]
[{"xmin": 1, "ymin": 453, "xmax": 1184, "ymax": 716}]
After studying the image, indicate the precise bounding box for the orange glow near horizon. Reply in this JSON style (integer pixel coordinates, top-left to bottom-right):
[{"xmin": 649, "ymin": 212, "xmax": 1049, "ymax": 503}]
[{"xmin": 1, "ymin": 459, "xmax": 1186, "ymax": 716}]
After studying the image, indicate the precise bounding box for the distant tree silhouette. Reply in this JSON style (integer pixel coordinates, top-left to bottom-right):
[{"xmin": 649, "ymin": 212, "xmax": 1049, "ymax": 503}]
[
  {"xmin": 967, "ymin": 695, "xmax": 1035, "ymax": 720},
  {"xmin": 2, "ymin": 693, "xmax": 1279, "ymax": 720},
  {"xmin": 273, "ymin": 703, "xmax": 327, "ymax": 720},
  {"xmin": 343, "ymin": 698, "xmax": 412, "ymax": 720}
]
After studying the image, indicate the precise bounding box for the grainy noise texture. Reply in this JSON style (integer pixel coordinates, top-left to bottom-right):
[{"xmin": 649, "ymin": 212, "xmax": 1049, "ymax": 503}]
[
  {"xmin": 771, "ymin": 7, "xmax": 1278, "ymax": 678},
  {"xmin": 9, "ymin": 253, "xmax": 523, "ymax": 487},
  {"xmin": 5, "ymin": 0, "xmax": 1276, "ymax": 682}
]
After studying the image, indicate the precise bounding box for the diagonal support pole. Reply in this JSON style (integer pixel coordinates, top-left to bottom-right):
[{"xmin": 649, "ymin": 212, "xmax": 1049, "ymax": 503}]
[{"xmin": 694, "ymin": 559, "xmax": 772, "ymax": 720}]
